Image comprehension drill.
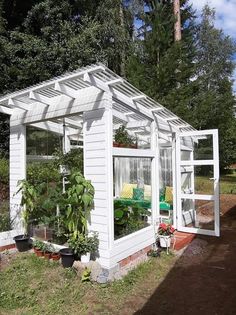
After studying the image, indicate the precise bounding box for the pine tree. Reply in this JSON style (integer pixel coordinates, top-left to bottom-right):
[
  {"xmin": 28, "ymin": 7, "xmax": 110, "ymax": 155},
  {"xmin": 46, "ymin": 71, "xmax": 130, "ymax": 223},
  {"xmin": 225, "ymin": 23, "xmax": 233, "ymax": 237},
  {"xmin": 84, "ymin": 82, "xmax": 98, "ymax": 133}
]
[
  {"xmin": 126, "ymin": 0, "xmax": 196, "ymax": 120},
  {"xmin": 189, "ymin": 5, "xmax": 236, "ymax": 171}
]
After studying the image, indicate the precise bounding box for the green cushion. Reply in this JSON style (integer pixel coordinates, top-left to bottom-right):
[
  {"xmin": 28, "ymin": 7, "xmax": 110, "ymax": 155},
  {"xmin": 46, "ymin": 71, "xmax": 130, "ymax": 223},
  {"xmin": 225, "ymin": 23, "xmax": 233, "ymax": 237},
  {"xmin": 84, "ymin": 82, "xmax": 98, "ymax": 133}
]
[
  {"xmin": 160, "ymin": 202, "xmax": 173, "ymax": 211},
  {"xmin": 133, "ymin": 188, "xmax": 144, "ymax": 200}
]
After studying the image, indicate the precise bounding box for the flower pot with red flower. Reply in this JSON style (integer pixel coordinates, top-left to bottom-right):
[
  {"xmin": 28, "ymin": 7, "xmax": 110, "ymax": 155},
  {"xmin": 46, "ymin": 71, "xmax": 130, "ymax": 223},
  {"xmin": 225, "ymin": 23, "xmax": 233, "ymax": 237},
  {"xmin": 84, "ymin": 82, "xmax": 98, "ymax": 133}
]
[{"xmin": 158, "ymin": 223, "xmax": 175, "ymax": 248}]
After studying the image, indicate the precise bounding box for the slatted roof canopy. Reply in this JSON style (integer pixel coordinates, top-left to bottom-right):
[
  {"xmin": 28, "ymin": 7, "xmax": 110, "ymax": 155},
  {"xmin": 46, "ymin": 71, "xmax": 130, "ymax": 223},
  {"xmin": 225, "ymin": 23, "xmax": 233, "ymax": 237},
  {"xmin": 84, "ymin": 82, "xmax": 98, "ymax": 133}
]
[{"xmin": 0, "ymin": 63, "xmax": 195, "ymax": 138}]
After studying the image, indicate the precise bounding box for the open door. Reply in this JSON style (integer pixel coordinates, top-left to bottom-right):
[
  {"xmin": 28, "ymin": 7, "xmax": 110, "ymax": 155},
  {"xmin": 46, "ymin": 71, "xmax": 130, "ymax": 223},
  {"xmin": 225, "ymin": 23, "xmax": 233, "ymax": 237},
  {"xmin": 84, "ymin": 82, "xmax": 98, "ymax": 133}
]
[{"xmin": 176, "ymin": 129, "xmax": 220, "ymax": 236}]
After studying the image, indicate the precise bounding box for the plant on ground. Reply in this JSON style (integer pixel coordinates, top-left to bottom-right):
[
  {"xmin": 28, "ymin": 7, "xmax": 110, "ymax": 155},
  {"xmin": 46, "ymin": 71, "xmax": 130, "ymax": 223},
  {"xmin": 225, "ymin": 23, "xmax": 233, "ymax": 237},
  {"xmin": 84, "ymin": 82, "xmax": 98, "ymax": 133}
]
[
  {"xmin": 81, "ymin": 268, "xmax": 91, "ymax": 282},
  {"xmin": 65, "ymin": 171, "xmax": 95, "ymax": 237},
  {"xmin": 16, "ymin": 180, "xmax": 38, "ymax": 235},
  {"xmin": 0, "ymin": 201, "xmax": 11, "ymax": 232},
  {"xmin": 0, "ymin": 157, "xmax": 9, "ymax": 184},
  {"xmin": 68, "ymin": 232, "xmax": 99, "ymax": 255},
  {"xmin": 33, "ymin": 239, "xmax": 45, "ymax": 251}
]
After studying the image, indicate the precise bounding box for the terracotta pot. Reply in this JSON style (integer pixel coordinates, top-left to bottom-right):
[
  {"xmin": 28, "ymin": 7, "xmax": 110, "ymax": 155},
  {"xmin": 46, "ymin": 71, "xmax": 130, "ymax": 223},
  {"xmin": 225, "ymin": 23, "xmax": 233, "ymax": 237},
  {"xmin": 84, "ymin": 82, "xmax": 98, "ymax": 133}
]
[
  {"xmin": 44, "ymin": 252, "xmax": 51, "ymax": 260},
  {"xmin": 113, "ymin": 142, "xmax": 120, "ymax": 147},
  {"xmin": 35, "ymin": 250, "xmax": 44, "ymax": 257},
  {"xmin": 51, "ymin": 253, "xmax": 61, "ymax": 261},
  {"xmin": 34, "ymin": 247, "xmax": 40, "ymax": 254}
]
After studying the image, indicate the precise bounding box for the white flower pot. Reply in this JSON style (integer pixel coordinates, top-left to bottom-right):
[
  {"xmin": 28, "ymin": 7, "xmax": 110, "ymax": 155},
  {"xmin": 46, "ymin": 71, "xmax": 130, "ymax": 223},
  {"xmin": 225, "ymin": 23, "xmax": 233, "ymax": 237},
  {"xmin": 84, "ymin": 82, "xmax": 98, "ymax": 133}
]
[
  {"xmin": 159, "ymin": 236, "xmax": 171, "ymax": 248},
  {"xmin": 81, "ymin": 253, "xmax": 90, "ymax": 263}
]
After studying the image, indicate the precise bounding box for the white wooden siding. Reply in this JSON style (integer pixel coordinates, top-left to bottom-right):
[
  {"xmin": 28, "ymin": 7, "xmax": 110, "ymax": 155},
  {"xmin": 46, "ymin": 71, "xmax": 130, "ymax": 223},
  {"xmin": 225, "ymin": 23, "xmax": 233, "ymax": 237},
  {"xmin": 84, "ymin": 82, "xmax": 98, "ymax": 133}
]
[
  {"xmin": 83, "ymin": 101, "xmax": 114, "ymax": 268},
  {"xmin": 9, "ymin": 123, "xmax": 26, "ymax": 231}
]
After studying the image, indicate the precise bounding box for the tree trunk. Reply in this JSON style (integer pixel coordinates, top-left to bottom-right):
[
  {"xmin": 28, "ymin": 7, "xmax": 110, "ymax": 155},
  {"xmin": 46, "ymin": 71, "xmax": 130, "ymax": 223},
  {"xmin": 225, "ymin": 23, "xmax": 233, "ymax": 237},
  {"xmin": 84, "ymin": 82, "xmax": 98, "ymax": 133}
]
[
  {"xmin": 173, "ymin": 0, "xmax": 181, "ymax": 41},
  {"xmin": 119, "ymin": 0, "xmax": 126, "ymax": 77}
]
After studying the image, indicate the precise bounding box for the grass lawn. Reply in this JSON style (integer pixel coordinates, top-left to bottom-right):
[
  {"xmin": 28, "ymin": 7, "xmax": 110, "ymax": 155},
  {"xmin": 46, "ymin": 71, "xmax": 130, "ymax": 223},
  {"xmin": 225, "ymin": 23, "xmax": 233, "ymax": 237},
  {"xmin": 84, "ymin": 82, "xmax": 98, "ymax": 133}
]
[
  {"xmin": 0, "ymin": 252, "xmax": 176, "ymax": 315},
  {"xmin": 196, "ymin": 172, "xmax": 236, "ymax": 195}
]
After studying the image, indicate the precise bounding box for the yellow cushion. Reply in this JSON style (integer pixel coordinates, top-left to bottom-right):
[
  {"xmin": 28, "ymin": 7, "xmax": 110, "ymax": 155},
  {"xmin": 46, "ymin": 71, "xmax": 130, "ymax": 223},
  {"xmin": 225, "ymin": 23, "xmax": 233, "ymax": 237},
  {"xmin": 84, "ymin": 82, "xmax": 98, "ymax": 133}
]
[
  {"xmin": 120, "ymin": 183, "xmax": 137, "ymax": 199},
  {"xmin": 144, "ymin": 185, "xmax": 152, "ymax": 200},
  {"xmin": 165, "ymin": 186, "xmax": 173, "ymax": 204}
]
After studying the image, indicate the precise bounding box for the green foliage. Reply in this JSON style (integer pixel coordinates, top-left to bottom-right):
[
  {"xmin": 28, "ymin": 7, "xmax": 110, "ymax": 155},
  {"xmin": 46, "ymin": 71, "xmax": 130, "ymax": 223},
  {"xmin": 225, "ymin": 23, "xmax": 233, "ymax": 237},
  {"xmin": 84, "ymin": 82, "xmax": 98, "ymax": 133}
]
[
  {"xmin": 114, "ymin": 125, "xmax": 136, "ymax": 147},
  {"xmin": 114, "ymin": 201, "xmax": 151, "ymax": 238},
  {"xmin": 0, "ymin": 157, "xmax": 9, "ymax": 184},
  {"xmin": 65, "ymin": 171, "xmax": 94, "ymax": 237},
  {"xmin": 54, "ymin": 148, "xmax": 84, "ymax": 174},
  {"xmin": 16, "ymin": 180, "xmax": 38, "ymax": 234},
  {"xmin": 33, "ymin": 239, "xmax": 45, "ymax": 251},
  {"xmin": 68, "ymin": 232, "xmax": 99, "ymax": 255},
  {"xmin": 0, "ymin": 201, "xmax": 11, "ymax": 232},
  {"xmin": 81, "ymin": 268, "xmax": 91, "ymax": 282},
  {"xmin": 0, "ymin": 114, "xmax": 9, "ymax": 157},
  {"xmin": 27, "ymin": 161, "xmax": 60, "ymax": 185}
]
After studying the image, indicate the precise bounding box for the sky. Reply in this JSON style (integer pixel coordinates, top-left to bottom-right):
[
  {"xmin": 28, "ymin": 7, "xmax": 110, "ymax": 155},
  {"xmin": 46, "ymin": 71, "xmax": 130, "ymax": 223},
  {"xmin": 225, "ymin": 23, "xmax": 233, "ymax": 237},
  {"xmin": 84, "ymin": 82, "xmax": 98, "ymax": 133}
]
[{"xmin": 191, "ymin": 0, "xmax": 236, "ymax": 91}]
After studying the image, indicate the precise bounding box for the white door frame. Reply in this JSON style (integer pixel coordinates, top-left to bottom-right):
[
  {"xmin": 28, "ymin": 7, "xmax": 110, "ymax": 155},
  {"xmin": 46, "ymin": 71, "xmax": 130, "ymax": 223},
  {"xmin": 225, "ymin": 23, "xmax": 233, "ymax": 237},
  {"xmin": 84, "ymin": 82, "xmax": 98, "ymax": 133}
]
[{"xmin": 176, "ymin": 129, "xmax": 220, "ymax": 237}]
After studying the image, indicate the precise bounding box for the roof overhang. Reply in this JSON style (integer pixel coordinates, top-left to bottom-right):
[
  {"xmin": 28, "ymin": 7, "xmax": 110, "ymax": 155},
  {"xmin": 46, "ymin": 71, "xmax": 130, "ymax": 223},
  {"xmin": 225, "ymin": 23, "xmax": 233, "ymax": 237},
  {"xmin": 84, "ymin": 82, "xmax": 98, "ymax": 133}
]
[{"xmin": 0, "ymin": 63, "xmax": 195, "ymax": 137}]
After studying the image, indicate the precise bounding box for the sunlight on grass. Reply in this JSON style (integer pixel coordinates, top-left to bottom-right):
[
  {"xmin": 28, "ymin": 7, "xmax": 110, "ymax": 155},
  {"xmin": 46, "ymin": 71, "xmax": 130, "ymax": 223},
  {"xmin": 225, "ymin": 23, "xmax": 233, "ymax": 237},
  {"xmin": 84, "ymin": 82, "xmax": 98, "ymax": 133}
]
[
  {"xmin": 0, "ymin": 252, "xmax": 176, "ymax": 315},
  {"xmin": 196, "ymin": 172, "xmax": 236, "ymax": 195}
]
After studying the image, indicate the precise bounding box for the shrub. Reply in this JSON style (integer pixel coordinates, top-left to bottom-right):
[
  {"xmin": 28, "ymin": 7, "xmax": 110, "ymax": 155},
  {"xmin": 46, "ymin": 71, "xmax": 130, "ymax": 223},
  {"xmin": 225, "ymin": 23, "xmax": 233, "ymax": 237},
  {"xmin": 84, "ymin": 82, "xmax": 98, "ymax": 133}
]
[
  {"xmin": 27, "ymin": 161, "xmax": 60, "ymax": 185},
  {"xmin": 0, "ymin": 158, "xmax": 9, "ymax": 184},
  {"xmin": 0, "ymin": 201, "xmax": 11, "ymax": 232}
]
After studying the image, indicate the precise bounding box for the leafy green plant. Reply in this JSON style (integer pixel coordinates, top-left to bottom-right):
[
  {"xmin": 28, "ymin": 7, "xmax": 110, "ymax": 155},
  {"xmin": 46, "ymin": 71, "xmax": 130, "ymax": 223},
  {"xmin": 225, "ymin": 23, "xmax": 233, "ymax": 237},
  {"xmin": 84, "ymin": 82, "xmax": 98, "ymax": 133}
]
[
  {"xmin": 114, "ymin": 201, "xmax": 151, "ymax": 238},
  {"xmin": 16, "ymin": 180, "xmax": 38, "ymax": 235},
  {"xmin": 0, "ymin": 158, "xmax": 9, "ymax": 184},
  {"xmin": 33, "ymin": 239, "xmax": 45, "ymax": 250},
  {"xmin": 27, "ymin": 161, "xmax": 60, "ymax": 185},
  {"xmin": 65, "ymin": 171, "xmax": 94, "ymax": 237},
  {"xmin": 0, "ymin": 201, "xmax": 11, "ymax": 232},
  {"xmin": 68, "ymin": 232, "xmax": 99, "ymax": 255},
  {"xmin": 54, "ymin": 148, "xmax": 83, "ymax": 174},
  {"xmin": 114, "ymin": 126, "xmax": 136, "ymax": 147},
  {"xmin": 81, "ymin": 267, "xmax": 91, "ymax": 282}
]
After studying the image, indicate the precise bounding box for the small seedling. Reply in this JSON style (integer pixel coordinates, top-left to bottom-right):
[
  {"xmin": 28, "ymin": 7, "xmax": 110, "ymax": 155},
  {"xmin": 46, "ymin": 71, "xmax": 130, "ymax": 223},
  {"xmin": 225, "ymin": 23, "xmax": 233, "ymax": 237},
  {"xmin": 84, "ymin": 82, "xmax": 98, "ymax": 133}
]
[{"xmin": 81, "ymin": 267, "xmax": 91, "ymax": 282}]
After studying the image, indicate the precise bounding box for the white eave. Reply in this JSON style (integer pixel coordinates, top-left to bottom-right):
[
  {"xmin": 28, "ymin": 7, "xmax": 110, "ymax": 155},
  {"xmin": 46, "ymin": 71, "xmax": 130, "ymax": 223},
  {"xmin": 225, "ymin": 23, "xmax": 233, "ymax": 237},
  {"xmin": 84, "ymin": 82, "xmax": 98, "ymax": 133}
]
[{"xmin": 0, "ymin": 63, "xmax": 195, "ymax": 135}]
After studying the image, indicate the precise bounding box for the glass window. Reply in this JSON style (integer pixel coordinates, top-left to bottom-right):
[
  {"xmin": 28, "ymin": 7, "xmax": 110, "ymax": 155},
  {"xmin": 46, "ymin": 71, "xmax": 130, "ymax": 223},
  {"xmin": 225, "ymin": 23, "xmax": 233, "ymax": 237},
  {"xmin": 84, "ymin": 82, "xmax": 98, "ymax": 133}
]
[{"xmin": 113, "ymin": 157, "xmax": 152, "ymax": 240}]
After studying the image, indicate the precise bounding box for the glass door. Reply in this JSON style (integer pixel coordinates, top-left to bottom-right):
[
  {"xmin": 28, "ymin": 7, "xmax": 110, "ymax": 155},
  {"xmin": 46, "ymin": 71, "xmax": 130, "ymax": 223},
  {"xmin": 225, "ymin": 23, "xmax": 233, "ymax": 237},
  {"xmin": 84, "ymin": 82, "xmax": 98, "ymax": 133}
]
[{"xmin": 176, "ymin": 130, "xmax": 220, "ymax": 236}]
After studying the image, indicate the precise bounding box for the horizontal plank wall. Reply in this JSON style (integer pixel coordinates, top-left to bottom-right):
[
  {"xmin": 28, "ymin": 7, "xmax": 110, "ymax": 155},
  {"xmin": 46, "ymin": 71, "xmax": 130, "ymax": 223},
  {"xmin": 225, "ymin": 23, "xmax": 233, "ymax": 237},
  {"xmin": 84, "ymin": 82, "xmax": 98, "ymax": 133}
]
[{"xmin": 83, "ymin": 99, "xmax": 113, "ymax": 268}]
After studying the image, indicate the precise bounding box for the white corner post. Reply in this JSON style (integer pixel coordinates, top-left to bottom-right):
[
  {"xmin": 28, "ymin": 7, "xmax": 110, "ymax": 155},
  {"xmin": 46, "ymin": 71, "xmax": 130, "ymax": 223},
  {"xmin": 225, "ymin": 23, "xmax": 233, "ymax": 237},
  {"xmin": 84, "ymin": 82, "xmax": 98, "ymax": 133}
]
[
  {"xmin": 172, "ymin": 132, "xmax": 177, "ymax": 229},
  {"xmin": 9, "ymin": 121, "xmax": 27, "ymax": 231},
  {"xmin": 151, "ymin": 121, "xmax": 159, "ymax": 230},
  {"xmin": 83, "ymin": 94, "xmax": 114, "ymax": 268}
]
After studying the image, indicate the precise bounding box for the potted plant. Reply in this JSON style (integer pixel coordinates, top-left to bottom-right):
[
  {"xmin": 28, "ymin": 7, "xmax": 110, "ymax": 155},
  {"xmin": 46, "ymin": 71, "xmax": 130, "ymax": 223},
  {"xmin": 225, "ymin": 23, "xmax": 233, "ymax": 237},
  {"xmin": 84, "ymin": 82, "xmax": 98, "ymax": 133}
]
[
  {"xmin": 51, "ymin": 246, "xmax": 61, "ymax": 261},
  {"xmin": 68, "ymin": 232, "xmax": 99, "ymax": 264},
  {"xmin": 114, "ymin": 126, "xmax": 137, "ymax": 148},
  {"xmin": 59, "ymin": 171, "xmax": 95, "ymax": 267},
  {"xmin": 158, "ymin": 223, "xmax": 175, "ymax": 248},
  {"xmin": 33, "ymin": 239, "xmax": 45, "ymax": 257},
  {"xmin": 13, "ymin": 180, "xmax": 37, "ymax": 252},
  {"xmin": 43, "ymin": 243, "xmax": 53, "ymax": 260}
]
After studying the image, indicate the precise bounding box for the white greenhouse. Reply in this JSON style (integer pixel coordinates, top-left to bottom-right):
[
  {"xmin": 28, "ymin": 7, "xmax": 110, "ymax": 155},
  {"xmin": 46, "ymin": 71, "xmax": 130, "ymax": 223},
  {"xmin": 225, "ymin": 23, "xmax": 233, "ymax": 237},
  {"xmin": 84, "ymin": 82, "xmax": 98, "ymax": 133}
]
[{"xmin": 0, "ymin": 64, "xmax": 220, "ymax": 275}]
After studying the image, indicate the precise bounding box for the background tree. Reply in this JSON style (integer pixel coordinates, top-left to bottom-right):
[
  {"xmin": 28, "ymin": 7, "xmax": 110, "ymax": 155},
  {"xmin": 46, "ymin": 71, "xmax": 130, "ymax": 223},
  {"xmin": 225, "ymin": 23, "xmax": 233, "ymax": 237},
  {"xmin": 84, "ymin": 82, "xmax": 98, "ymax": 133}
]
[{"xmin": 190, "ymin": 5, "xmax": 236, "ymax": 171}]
